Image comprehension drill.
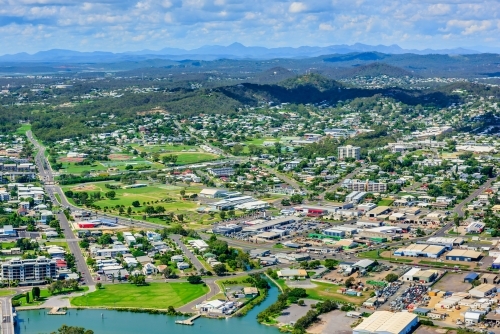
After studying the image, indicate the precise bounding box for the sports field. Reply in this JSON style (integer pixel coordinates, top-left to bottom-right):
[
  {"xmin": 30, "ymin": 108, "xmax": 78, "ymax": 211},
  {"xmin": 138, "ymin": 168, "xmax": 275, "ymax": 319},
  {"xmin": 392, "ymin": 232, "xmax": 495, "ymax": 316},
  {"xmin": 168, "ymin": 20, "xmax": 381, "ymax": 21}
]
[{"xmin": 71, "ymin": 282, "xmax": 208, "ymax": 309}]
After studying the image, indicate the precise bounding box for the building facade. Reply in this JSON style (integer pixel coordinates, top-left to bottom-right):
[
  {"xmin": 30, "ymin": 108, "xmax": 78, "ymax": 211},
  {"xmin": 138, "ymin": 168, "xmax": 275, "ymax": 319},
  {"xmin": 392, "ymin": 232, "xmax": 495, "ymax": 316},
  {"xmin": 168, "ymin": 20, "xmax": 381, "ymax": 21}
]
[
  {"xmin": 1, "ymin": 257, "xmax": 57, "ymax": 282},
  {"xmin": 338, "ymin": 145, "xmax": 361, "ymax": 160}
]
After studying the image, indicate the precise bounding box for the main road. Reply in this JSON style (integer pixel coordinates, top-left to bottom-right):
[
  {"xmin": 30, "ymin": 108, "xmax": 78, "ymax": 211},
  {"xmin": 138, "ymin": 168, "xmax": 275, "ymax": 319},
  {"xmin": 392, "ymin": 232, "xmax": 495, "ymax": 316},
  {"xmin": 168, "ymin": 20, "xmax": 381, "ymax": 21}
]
[{"xmin": 27, "ymin": 130, "xmax": 94, "ymax": 286}]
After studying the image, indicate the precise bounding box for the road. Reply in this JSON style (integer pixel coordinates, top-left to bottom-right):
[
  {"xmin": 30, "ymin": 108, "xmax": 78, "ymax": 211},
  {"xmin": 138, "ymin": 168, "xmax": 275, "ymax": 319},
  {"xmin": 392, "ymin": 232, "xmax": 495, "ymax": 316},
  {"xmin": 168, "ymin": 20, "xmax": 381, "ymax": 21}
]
[
  {"xmin": 27, "ymin": 130, "xmax": 94, "ymax": 286},
  {"xmin": 434, "ymin": 177, "xmax": 496, "ymax": 237},
  {"xmin": 0, "ymin": 298, "xmax": 14, "ymax": 334},
  {"xmin": 319, "ymin": 166, "xmax": 363, "ymax": 199}
]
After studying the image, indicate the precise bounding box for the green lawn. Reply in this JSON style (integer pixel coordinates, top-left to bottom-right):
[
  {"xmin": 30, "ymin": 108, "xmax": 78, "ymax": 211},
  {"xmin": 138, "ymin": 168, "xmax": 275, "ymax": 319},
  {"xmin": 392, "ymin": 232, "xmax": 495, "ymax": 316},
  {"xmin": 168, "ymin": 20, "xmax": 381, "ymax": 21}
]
[
  {"xmin": 161, "ymin": 152, "xmax": 218, "ymax": 165},
  {"xmin": 305, "ymin": 281, "xmax": 366, "ymax": 304},
  {"xmin": 44, "ymin": 241, "xmax": 70, "ymax": 252},
  {"xmin": 0, "ymin": 289, "xmax": 15, "ymax": 296},
  {"xmin": 71, "ymin": 283, "xmax": 208, "ymax": 309},
  {"xmin": 16, "ymin": 124, "xmax": 31, "ymax": 135},
  {"xmin": 0, "ymin": 242, "xmax": 17, "ymax": 250},
  {"xmin": 377, "ymin": 199, "xmax": 394, "ymax": 206},
  {"xmin": 133, "ymin": 144, "xmax": 198, "ymax": 153}
]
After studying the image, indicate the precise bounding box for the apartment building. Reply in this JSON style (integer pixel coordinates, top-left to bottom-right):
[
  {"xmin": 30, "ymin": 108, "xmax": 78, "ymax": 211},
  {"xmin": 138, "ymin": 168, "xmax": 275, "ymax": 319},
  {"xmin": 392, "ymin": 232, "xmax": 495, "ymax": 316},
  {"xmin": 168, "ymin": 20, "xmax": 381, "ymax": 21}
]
[
  {"xmin": 1, "ymin": 256, "xmax": 58, "ymax": 283},
  {"xmin": 338, "ymin": 145, "xmax": 360, "ymax": 160}
]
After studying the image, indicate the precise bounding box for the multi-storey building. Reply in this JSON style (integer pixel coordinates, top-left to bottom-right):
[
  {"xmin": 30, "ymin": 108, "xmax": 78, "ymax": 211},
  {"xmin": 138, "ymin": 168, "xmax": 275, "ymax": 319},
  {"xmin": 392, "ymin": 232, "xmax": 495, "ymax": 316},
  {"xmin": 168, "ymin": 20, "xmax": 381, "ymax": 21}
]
[
  {"xmin": 1, "ymin": 257, "xmax": 58, "ymax": 283},
  {"xmin": 338, "ymin": 145, "xmax": 360, "ymax": 160}
]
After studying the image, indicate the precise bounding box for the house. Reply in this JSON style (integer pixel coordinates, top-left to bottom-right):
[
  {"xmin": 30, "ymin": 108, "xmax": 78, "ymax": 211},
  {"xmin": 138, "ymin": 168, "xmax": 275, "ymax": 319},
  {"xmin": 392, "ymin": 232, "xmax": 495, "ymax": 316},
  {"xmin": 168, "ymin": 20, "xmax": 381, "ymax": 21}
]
[
  {"xmin": 243, "ymin": 287, "xmax": 259, "ymax": 297},
  {"xmin": 276, "ymin": 268, "xmax": 308, "ymax": 279},
  {"xmin": 171, "ymin": 255, "xmax": 184, "ymax": 262},
  {"xmin": 465, "ymin": 221, "xmax": 485, "ymax": 234},
  {"xmin": 142, "ymin": 263, "xmax": 158, "ymax": 275},
  {"xmin": 176, "ymin": 262, "xmax": 190, "ymax": 270}
]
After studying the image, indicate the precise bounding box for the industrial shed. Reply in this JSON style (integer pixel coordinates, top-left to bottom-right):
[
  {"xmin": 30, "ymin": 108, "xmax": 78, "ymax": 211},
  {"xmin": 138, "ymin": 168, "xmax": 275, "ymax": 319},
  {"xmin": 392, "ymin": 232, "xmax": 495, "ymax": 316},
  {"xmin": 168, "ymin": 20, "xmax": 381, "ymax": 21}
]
[
  {"xmin": 353, "ymin": 311, "xmax": 419, "ymax": 334},
  {"xmin": 464, "ymin": 272, "xmax": 479, "ymax": 283},
  {"xmin": 445, "ymin": 249, "xmax": 482, "ymax": 262},
  {"xmin": 469, "ymin": 284, "xmax": 496, "ymax": 298}
]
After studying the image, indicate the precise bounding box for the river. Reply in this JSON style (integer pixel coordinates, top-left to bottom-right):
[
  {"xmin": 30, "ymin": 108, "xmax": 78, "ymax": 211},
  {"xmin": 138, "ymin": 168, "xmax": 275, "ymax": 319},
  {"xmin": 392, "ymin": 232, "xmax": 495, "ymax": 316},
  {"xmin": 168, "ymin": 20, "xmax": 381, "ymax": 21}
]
[{"xmin": 15, "ymin": 284, "xmax": 280, "ymax": 334}]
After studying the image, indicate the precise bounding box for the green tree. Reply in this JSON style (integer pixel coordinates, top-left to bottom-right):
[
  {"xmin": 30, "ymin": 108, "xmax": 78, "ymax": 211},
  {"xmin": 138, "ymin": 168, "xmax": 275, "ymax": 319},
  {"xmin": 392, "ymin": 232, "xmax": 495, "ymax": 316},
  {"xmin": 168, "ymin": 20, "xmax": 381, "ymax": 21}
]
[
  {"xmin": 32, "ymin": 287, "xmax": 40, "ymax": 300},
  {"xmin": 385, "ymin": 273, "xmax": 399, "ymax": 283},
  {"xmin": 187, "ymin": 275, "xmax": 202, "ymax": 284},
  {"xmin": 105, "ymin": 191, "xmax": 116, "ymax": 199},
  {"xmin": 132, "ymin": 200, "xmax": 141, "ymax": 207},
  {"xmin": 212, "ymin": 263, "xmax": 228, "ymax": 276},
  {"xmin": 50, "ymin": 325, "xmax": 94, "ymax": 334},
  {"xmin": 219, "ymin": 211, "xmax": 227, "ymax": 220}
]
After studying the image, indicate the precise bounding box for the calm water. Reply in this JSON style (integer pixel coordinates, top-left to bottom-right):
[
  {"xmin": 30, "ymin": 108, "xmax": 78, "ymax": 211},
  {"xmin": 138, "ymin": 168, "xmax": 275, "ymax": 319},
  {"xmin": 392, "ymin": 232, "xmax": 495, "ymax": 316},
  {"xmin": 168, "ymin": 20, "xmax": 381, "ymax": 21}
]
[{"xmin": 15, "ymin": 284, "xmax": 280, "ymax": 334}]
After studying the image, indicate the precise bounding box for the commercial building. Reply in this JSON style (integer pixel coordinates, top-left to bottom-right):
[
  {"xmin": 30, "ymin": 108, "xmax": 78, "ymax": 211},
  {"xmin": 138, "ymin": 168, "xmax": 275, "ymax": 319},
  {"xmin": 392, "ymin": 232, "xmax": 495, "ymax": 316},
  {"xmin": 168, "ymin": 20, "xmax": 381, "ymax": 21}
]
[
  {"xmin": 402, "ymin": 268, "xmax": 438, "ymax": 283},
  {"xmin": 1, "ymin": 256, "xmax": 58, "ymax": 283},
  {"xmin": 465, "ymin": 221, "xmax": 485, "ymax": 234},
  {"xmin": 445, "ymin": 249, "xmax": 482, "ymax": 262},
  {"xmin": 243, "ymin": 216, "xmax": 301, "ymax": 233},
  {"xmin": 394, "ymin": 244, "xmax": 446, "ymax": 258},
  {"xmin": 424, "ymin": 237, "xmax": 464, "ymax": 250},
  {"xmin": 212, "ymin": 196, "xmax": 256, "ymax": 210},
  {"xmin": 469, "ymin": 284, "xmax": 496, "ymax": 298},
  {"xmin": 338, "ymin": 145, "xmax": 360, "ymax": 160},
  {"xmin": 212, "ymin": 224, "xmax": 242, "ymax": 235},
  {"xmin": 199, "ymin": 188, "xmax": 228, "ymax": 198},
  {"xmin": 366, "ymin": 206, "xmax": 392, "ymax": 218},
  {"xmin": 346, "ymin": 191, "xmax": 367, "ymax": 204},
  {"xmin": 277, "ymin": 268, "xmax": 308, "ymax": 279},
  {"xmin": 353, "ymin": 311, "xmax": 419, "ymax": 334},
  {"xmin": 353, "ymin": 259, "xmax": 376, "ymax": 271},
  {"xmin": 322, "ymin": 228, "xmax": 345, "ymax": 239}
]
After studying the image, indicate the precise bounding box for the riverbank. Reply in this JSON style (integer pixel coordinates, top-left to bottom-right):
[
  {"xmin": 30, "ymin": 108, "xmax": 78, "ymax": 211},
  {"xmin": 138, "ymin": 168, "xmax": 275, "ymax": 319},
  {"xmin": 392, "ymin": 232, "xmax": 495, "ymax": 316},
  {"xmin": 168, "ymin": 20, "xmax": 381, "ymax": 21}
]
[{"xmin": 15, "ymin": 284, "xmax": 283, "ymax": 334}]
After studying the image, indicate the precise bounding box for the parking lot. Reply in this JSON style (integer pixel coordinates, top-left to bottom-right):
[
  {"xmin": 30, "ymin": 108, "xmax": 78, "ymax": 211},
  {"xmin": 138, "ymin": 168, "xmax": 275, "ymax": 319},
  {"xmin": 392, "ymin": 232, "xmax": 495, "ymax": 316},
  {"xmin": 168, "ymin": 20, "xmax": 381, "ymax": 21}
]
[{"xmin": 276, "ymin": 299, "xmax": 317, "ymax": 325}]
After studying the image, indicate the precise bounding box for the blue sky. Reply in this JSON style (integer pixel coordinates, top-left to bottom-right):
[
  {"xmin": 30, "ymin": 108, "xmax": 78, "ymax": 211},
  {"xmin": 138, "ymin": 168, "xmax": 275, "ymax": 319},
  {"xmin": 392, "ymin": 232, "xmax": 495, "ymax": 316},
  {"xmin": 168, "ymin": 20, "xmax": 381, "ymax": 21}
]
[{"xmin": 0, "ymin": 0, "xmax": 498, "ymax": 54}]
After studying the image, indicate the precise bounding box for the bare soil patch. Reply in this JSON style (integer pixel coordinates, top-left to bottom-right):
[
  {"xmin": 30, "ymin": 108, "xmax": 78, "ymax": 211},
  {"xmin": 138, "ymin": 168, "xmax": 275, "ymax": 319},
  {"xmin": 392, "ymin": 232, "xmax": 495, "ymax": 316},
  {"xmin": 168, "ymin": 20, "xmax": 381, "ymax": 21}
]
[
  {"xmin": 108, "ymin": 154, "xmax": 132, "ymax": 161},
  {"xmin": 59, "ymin": 157, "xmax": 84, "ymax": 163}
]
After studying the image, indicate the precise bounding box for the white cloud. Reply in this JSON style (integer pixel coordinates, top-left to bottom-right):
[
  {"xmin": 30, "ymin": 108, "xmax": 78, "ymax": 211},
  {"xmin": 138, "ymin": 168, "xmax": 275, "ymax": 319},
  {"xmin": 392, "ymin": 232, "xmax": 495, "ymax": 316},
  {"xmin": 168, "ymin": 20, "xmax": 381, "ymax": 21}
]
[
  {"xmin": 289, "ymin": 2, "xmax": 306, "ymax": 13},
  {"xmin": 319, "ymin": 23, "xmax": 333, "ymax": 31}
]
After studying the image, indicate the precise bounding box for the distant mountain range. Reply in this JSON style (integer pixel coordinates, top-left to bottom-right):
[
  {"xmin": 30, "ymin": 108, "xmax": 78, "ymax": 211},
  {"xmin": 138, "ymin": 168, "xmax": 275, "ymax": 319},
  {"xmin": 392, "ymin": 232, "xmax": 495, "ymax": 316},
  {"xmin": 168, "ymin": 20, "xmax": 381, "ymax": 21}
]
[{"xmin": 0, "ymin": 42, "xmax": 497, "ymax": 63}]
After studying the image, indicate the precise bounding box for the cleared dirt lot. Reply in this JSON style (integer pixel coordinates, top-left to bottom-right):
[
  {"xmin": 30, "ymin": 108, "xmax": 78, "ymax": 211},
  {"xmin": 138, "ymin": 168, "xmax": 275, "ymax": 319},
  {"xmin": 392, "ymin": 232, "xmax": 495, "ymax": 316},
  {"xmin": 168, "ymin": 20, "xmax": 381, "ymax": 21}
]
[
  {"xmin": 433, "ymin": 272, "xmax": 472, "ymax": 292},
  {"xmin": 414, "ymin": 326, "xmax": 449, "ymax": 334},
  {"xmin": 276, "ymin": 299, "xmax": 316, "ymax": 325}
]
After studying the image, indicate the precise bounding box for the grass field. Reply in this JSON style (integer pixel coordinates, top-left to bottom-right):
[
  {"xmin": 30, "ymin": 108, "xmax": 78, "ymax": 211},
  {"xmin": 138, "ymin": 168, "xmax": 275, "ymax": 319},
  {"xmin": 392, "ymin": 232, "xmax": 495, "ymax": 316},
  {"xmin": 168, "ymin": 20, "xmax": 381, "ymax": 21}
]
[
  {"xmin": 358, "ymin": 250, "xmax": 413, "ymax": 263},
  {"xmin": 71, "ymin": 283, "xmax": 208, "ymax": 309},
  {"xmin": 162, "ymin": 152, "xmax": 218, "ymax": 165},
  {"xmin": 132, "ymin": 144, "xmax": 198, "ymax": 153},
  {"xmin": 16, "ymin": 124, "xmax": 31, "ymax": 135},
  {"xmin": 377, "ymin": 199, "xmax": 394, "ymax": 206},
  {"xmin": 305, "ymin": 281, "xmax": 366, "ymax": 304}
]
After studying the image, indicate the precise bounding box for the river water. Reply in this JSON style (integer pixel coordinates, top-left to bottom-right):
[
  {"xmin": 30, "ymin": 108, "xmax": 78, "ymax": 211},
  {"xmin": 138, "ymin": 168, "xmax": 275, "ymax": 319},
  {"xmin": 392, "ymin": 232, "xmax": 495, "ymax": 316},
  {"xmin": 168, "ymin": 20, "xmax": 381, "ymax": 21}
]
[{"xmin": 15, "ymin": 284, "xmax": 280, "ymax": 334}]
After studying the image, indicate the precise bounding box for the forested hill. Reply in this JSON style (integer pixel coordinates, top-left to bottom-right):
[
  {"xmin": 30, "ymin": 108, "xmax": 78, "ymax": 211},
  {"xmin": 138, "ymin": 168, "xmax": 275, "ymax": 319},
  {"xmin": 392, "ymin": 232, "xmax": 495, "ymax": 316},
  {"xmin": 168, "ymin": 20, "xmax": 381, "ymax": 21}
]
[
  {"xmin": 327, "ymin": 63, "xmax": 416, "ymax": 79},
  {"xmin": 2, "ymin": 74, "xmax": 499, "ymax": 143}
]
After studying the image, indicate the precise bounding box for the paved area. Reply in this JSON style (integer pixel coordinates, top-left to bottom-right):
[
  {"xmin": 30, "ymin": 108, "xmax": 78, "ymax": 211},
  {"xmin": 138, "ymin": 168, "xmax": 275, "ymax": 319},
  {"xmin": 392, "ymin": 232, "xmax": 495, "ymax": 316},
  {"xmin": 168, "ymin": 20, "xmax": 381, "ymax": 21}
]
[
  {"xmin": 0, "ymin": 298, "xmax": 14, "ymax": 334},
  {"xmin": 307, "ymin": 310, "xmax": 357, "ymax": 334},
  {"xmin": 414, "ymin": 326, "xmax": 448, "ymax": 334},
  {"xmin": 276, "ymin": 299, "xmax": 316, "ymax": 325}
]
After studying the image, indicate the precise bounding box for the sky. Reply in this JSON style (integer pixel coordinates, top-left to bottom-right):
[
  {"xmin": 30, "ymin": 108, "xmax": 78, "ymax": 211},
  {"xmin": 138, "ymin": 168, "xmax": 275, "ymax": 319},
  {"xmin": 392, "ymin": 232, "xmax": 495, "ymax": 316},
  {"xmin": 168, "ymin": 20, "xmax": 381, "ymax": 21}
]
[{"xmin": 0, "ymin": 0, "xmax": 499, "ymax": 54}]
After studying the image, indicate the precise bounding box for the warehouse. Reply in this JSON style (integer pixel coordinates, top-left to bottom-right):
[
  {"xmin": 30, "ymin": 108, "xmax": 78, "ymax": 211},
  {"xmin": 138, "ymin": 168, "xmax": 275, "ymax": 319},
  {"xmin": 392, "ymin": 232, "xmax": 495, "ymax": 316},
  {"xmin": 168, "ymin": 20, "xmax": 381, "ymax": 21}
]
[
  {"xmin": 402, "ymin": 268, "xmax": 438, "ymax": 283},
  {"xmin": 353, "ymin": 259, "xmax": 376, "ymax": 271},
  {"xmin": 366, "ymin": 206, "xmax": 392, "ymax": 218},
  {"xmin": 445, "ymin": 249, "xmax": 482, "ymax": 262},
  {"xmin": 243, "ymin": 216, "xmax": 301, "ymax": 232},
  {"xmin": 425, "ymin": 237, "xmax": 464, "ymax": 250},
  {"xmin": 469, "ymin": 284, "xmax": 496, "ymax": 298},
  {"xmin": 353, "ymin": 311, "xmax": 419, "ymax": 334},
  {"xmin": 394, "ymin": 244, "xmax": 445, "ymax": 258},
  {"xmin": 322, "ymin": 228, "xmax": 345, "ymax": 239},
  {"xmin": 464, "ymin": 272, "xmax": 479, "ymax": 283},
  {"xmin": 491, "ymin": 256, "xmax": 500, "ymax": 269}
]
